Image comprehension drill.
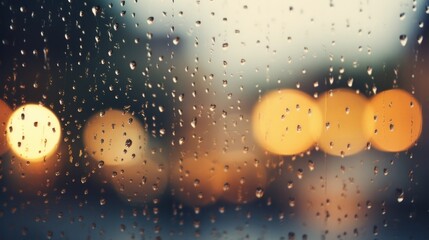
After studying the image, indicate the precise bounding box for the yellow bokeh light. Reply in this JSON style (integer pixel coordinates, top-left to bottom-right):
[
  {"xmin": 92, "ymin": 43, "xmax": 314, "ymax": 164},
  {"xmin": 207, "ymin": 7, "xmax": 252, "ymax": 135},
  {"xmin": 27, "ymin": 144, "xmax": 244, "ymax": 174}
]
[
  {"xmin": 83, "ymin": 109, "xmax": 147, "ymax": 166},
  {"xmin": 370, "ymin": 89, "xmax": 422, "ymax": 152},
  {"xmin": 317, "ymin": 89, "xmax": 374, "ymax": 157},
  {"xmin": 0, "ymin": 100, "xmax": 12, "ymax": 155},
  {"xmin": 6, "ymin": 104, "xmax": 62, "ymax": 162},
  {"xmin": 252, "ymin": 89, "xmax": 323, "ymax": 155}
]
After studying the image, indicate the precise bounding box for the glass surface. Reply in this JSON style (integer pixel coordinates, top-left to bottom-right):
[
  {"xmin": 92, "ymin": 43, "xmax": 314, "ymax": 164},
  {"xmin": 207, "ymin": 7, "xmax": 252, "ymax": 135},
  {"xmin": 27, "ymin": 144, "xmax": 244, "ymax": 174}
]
[{"xmin": 1, "ymin": 1, "xmax": 429, "ymax": 239}]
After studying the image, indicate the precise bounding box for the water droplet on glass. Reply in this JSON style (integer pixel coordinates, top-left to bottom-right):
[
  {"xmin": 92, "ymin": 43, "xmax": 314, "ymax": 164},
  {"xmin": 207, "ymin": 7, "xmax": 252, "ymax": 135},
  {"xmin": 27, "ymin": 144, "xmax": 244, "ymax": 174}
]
[
  {"xmin": 172, "ymin": 37, "xmax": 180, "ymax": 45},
  {"xmin": 347, "ymin": 78, "xmax": 354, "ymax": 87},
  {"xmin": 345, "ymin": 107, "xmax": 350, "ymax": 114},
  {"xmin": 223, "ymin": 182, "xmax": 230, "ymax": 191},
  {"xmin": 125, "ymin": 139, "xmax": 132, "ymax": 148},
  {"xmin": 396, "ymin": 189, "xmax": 404, "ymax": 202},
  {"xmin": 92, "ymin": 6, "xmax": 101, "ymax": 16},
  {"xmin": 222, "ymin": 80, "xmax": 228, "ymax": 87},
  {"xmin": 129, "ymin": 61, "xmax": 136, "ymax": 70},
  {"xmin": 417, "ymin": 35, "xmax": 423, "ymax": 45},
  {"xmin": 399, "ymin": 34, "xmax": 408, "ymax": 46},
  {"xmin": 308, "ymin": 160, "xmax": 315, "ymax": 171},
  {"xmin": 288, "ymin": 198, "xmax": 295, "ymax": 207},
  {"xmin": 207, "ymin": 104, "xmax": 216, "ymax": 112},
  {"xmin": 296, "ymin": 169, "xmax": 303, "ymax": 179},
  {"xmin": 255, "ymin": 187, "xmax": 264, "ymax": 198},
  {"xmin": 193, "ymin": 179, "xmax": 200, "ymax": 187},
  {"xmin": 98, "ymin": 160, "xmax": 105, "ymax": 168},
  {"xmin": 147, "ymin": 16, "xmax": 154, "ymax": 24},
  {"xmin": 367, "ymin": 66, "xmax": 373, "ymax": 75},
  {"xmin": 190, "ymin": 117, "xmax": 197, "ymax": 128},
  {"xmin": 81, "ymin": 177, "xmax": 87, "ymax": 184}
]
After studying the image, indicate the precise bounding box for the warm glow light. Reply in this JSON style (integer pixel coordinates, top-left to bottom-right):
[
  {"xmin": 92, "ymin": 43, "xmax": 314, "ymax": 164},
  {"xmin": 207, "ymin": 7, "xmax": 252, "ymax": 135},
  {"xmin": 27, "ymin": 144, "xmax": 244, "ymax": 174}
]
[
  {"xmin": 105, "ymin": 157, "xmax": 168, "ymax": 205},
  {"xmin": 297, "ymin": 175, "xmax": 366, "ymax": 233},
  {"xmin": 370, "ymin": 89, "xmax": 422, "ymax": 152},
  {"xmin": 4, "ymin": 145, "xmax": 65, "ymax": 196},
  {"xmin": 317, "ymin": 89, "xmax": 374, "ymax": 157},
  {"xmin": 6, "ymin": 104, "xmax": 61, "ymax": 162},
  {"xmin": 83, "ymin": 109, "xmax": 148, "ymax": 166},
  {"xmin": 252, "ymin": 89, "xmax": 323, "ymax": 155},
  {"xmin": 0, "ymin": 100, "xmax": 12, "ymax": 155},
  {"xmin": 218, "ymin": 151, "xmax": 267, "ymax": 204},
  {"xmin": 170, "ymin": 154, "xmax": 225, "ymax": 206}
]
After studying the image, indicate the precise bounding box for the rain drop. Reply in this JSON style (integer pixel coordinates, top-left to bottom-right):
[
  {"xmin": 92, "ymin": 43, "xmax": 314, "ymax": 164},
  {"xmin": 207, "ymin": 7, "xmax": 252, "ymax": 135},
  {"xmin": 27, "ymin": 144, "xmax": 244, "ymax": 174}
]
[
  {"xmin": 92, "ymin": 6, "xmax": 101, "ymax": 16},
  {"xmin": 125, "ymin": 139, "xmax": 132, "ymax": 148},
  {"xmin": 399, "ymin": 34, "xmax": 408, "ymax": 46},
  {"xmin": 173, "ymin": 37, "xmax": 180, "ymax": 45},
  {"xmin": 190, "ymin": 117, "xmax": 197, "ymax": 128},
  {"xmin": 396, "ymin": 189, "xmax": 404, "ymax": 202},
  {"xmin": 129, "ymin": 61, "xmax": 136, "ymax": 70},
  {"xmin": 255, "ymin": 187, "xmax": 264, "ymax": 198},
  {"xmin": 147, "ymin": 16, "xmax": 154, "ymax": 24},
  {"xmin": 98, "ymin": 160, "xmax": 105, "ymax": 168}
]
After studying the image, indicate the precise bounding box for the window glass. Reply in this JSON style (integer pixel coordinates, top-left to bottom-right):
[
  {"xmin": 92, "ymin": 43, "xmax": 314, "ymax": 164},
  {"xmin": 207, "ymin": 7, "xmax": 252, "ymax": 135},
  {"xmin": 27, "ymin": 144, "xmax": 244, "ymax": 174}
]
[{"xmin": 1, "ymin": 1, "xmax": 428, "ymax": 239}]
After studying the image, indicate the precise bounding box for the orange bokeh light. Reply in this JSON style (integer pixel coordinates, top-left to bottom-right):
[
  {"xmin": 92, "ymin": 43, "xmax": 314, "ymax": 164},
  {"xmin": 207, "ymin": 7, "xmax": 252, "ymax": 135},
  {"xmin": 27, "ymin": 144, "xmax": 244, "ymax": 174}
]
[
  {"xmin": 252, "ymin": 89, "xmax": 323, "ymax": 155},
  {"xmin": 370, "ymin": 89, "xmax": 422, "ymax": 152},
  {"xmin": 317, "ymin": 89, "xmax": 374, "ymax": 156}
]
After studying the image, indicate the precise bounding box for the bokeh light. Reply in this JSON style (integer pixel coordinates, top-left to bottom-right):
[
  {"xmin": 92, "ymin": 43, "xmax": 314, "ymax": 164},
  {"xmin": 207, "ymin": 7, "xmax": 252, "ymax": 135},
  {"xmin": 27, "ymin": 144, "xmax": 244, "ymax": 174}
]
[
  {"xmin": 6, "ymin": 104, "xmax": 62, "ymax": 162},
  {"xmin": 370, "ymin": 89, "xmax": 422, "ymax": 152},
  {"xmin": 317, "ymin": 89, "xmax": 374, "ymax": 157},
  {"xmin": 252, "ymin": 89, "xmax": 323, "ymax": 155},
  {"xmin": 0, "ymin": 100, "xmax": 12, "ymax": 155},
  {"xmin": 83, "ymin": 109, "xmax": 148, "ymax": 166}
]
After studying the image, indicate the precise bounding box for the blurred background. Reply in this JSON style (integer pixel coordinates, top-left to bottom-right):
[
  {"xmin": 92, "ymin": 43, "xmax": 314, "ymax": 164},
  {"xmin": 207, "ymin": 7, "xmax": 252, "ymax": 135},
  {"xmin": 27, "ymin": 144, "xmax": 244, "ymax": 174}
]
[{"xmin": 1, "ymin": 0, "xmax": 429, "ymax": 239}]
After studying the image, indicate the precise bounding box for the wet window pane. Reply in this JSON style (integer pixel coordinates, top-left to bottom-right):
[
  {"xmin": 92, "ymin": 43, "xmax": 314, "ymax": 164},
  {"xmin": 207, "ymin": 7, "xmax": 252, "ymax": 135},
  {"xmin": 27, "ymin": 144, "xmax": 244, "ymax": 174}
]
[{"xmin": 1, "ymin": 1, "xmax": 428, "ymax": 239}]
